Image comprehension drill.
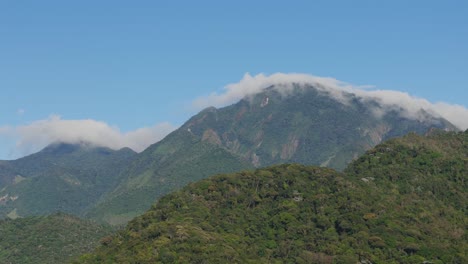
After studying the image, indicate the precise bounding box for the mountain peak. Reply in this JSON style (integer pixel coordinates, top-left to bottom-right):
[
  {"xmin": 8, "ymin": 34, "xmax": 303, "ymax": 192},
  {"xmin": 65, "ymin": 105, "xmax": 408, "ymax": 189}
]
[
  {"xmin": 200, "ymin": 106, "xmax": 218, "ymax": 113},
  {"xmin": 182, "ymin": 84, "xmax": 457, "ymax": 170},
  {"xmin": 42, "ymin": 141, "xmax": 99, "ymax": 154},
  {"xmin": 193, "ymin": 73, "xmax": 466, "ymax": 131}
]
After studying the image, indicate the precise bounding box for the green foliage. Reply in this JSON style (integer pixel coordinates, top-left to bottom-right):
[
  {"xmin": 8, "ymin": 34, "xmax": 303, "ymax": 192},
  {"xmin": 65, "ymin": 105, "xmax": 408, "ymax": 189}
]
[
  {"xmin": 346, "ymin": 130, "xmax": 467, "ymax": 211},
  {"xmin": 0, "ymin": 143, "xmax": 136, "ymax": 218},
  {"xmin": 86, "ymin": 86, "xmax": 456, "ymax": 225},
  {"xmin": 86, "ymin": 131, "xmax": 253, "ymax": 225},
  {"xmin": 78, "ymin": 130, "xmax": 467, "ymax": 263},
  {"xmin": 0, "ymin": 213, "xmax": 114, "ymax": 264}
]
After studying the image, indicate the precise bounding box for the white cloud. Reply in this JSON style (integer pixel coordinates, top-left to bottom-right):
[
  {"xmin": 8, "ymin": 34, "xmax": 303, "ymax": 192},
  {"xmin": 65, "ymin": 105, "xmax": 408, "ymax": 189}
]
[
  {"xmin": 17, "ymin": 109, "xmax": 26, "ymax": 115},
  {"xmin": 193, "ymin": 73, "xmax": 468, "ymax": 130},
  {"xmin": 193, "ymin": 73, "xmax": 355, "ymax": 109},
  {"xmin": 1, "ymin": 115, "xmax": 177, "ymax": 158}
]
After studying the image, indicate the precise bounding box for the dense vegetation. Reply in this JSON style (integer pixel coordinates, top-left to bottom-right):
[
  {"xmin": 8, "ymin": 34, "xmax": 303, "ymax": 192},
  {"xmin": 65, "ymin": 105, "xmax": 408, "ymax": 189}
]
[
  {"xmin": 0, "ymin": 143, "xmax": 136, "ymax": 219},
  {"xmin": 78, "ymin": 130, "xmax": 467, "ymax": 263},
  {"xmin": 86, "ymin": 131, "xmax": 253, "ymax": 225},
  {"xmin": 0, "ymin": 213, "xmax": 114, "ymax": 264},
  {"xmin": 88, "ymin": 85, "xmax": 456, "ymax": 225}
]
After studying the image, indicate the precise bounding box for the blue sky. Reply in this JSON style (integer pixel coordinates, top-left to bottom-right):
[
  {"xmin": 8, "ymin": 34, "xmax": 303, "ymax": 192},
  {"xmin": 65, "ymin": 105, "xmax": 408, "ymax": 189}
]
[{"xmin": 1, "ymin": 1, "xmax": 467, "ymax": 159}]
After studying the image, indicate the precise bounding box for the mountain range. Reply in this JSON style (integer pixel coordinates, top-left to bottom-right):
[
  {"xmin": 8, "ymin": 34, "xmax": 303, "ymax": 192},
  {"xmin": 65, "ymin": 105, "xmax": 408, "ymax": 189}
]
[
  {"xmin": 0, "ymin": 82, "xmax": 465, "ymax": 263},
  {"xmin": 0, "ymin": 83, "xmax": 458, "ymax": 225},
  {"xmin": 85, "ymin": 84, "xmax": 458, "ymax": 225}
]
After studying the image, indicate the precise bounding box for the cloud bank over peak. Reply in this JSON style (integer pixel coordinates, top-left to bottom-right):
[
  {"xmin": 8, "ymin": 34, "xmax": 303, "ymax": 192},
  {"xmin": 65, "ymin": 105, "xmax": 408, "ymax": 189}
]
[
  {"xmin": 193, "ymin": 73, "xmax": 359, "ymax": 109},
  {"xmin": 193, "ymin": 73, "xmax": 468, "ymax": 130},
  {"xmin": 1, "ymin": 115, "xmax": 176, "ymax": 159}
]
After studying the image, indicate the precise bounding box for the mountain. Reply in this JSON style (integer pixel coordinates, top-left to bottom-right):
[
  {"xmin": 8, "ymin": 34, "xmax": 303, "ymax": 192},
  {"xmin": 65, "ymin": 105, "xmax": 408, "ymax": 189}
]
[
  {"xmin": 86, "ymin": 130, "xmax": 253, "ymax": 225},
  {"xmin": 181, "ymin": 85, "xmax": 456, "ymax": 170},
  {"xmin": 0, "ymin": 213, "xmax": 114, "ymax": 264},
  {"xmin": 0, "ymin": 142, "xmax": 136, "ymax": 218},
  {"xmin": 88, "ymin": 84, "xmax": 457, "ymax": 225},
  {"xmin": 77, "ymin": 130, "xmax": 467, "ymax": 263}
]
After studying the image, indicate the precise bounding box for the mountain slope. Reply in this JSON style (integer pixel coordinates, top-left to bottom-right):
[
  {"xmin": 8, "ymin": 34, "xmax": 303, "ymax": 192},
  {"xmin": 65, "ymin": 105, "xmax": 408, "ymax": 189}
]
[
  {"xmin": 86, "ymin": 130, "xmax": 253, "ymax": 225},
  {"xmin": 0, "ymin": 213, "xmax": 114, "ymax": 264},
  {"xmin": 89, "ymin": 84, "xmax": 456, "ymax": 225},
  {"xmin": 78, "ymin": 130, "xmax": 467, "ymax": 263},
  {"xmin": 0, "ymin": 143, "xmax": 136, "ymax": 218}
]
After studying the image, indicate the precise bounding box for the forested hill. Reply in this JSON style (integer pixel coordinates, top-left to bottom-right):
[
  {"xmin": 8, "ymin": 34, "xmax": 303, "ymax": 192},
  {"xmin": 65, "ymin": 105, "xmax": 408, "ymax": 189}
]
[
  {"xmin": 0, "ymin": 213, "xmax": 114, "ymax": 264},
  {"xmin": 77, "ymin": 130, "xmax": 467, "ymax": 263}
]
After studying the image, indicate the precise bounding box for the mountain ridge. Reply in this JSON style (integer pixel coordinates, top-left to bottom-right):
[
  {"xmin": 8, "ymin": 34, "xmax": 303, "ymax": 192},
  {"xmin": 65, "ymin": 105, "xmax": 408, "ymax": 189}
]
[
  {"xmin": 0, "ymin": 142, "xmax": 137, "ymax": 218},
  {"xmin": 85, "ymin": 84, "xmax": 457, "ymax": 225},
  {"xmin": 77, "ymin": 129, "xmax": 467, "ymax": 263},
  {"xmin": 0, "ymin": 84, "xmax": 459, "ymax": 225}
]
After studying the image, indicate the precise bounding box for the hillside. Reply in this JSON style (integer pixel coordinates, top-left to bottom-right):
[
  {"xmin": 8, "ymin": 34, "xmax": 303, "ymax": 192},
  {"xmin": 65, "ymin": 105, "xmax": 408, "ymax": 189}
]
[
  {"xmin": 0, "ymin": 143, "xmax": 136, "ymax": 218},
  {"xmin": 86, "ymin": 131, "xmax": 253, "ymax": 225},
  {"xmin": 78, "ymin": 130, "xmax": 467, "ymax": 263},
  {"xmin": 88, "ymin": 84, "xmax": 457, "ymax": 225},
  {"xmin": 0, "ymin": 213, "xmax": 114, "ymax": 264}
]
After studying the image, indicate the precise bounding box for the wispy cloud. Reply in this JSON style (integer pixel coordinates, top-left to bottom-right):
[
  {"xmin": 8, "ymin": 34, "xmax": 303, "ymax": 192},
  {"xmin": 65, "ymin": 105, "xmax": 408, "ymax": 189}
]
[
  {"xmin": 17, "ymin": 109, "xmax": 26, "ymax": 116},
  {"xmin": 0, "ymin": 115, "xmax": 177, "ymax": 158},
  {"xmin": 0, "ymin": 126, "xmax": 13, "ymax": 134},
  {"xmin": 193, "ymin": 73, "xmax": 468, "ymax": 130}
]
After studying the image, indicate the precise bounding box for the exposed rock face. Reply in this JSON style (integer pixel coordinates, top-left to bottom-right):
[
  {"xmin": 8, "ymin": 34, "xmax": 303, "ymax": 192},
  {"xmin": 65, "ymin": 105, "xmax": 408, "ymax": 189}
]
[
  {"xmin": 202, "ymin": 129, "xmax": 222, "ymax": 146},
  {"xmin": 280, "ymin": 135, "xmax": 300, "ymax": 160}
]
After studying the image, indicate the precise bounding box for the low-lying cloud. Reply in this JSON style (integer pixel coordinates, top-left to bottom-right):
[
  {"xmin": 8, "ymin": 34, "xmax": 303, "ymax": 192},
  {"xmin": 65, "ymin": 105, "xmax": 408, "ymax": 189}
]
[
  {"xmin": 193, "ymin": 73, "xmax": 468, "ymax": 130},
  {"xmin": 1, "ymin": 115, "xmax": 177, "ymax": 159}
]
